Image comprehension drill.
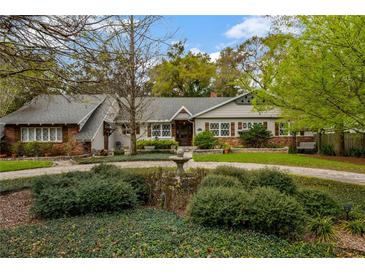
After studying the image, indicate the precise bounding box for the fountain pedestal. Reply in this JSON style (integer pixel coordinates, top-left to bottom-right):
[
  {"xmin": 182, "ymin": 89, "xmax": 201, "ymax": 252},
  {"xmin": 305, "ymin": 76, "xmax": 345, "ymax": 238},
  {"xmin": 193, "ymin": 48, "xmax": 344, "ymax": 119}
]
[{"xmin": 169, "ymin": 148, "xmax": 192, "ymax": 177}]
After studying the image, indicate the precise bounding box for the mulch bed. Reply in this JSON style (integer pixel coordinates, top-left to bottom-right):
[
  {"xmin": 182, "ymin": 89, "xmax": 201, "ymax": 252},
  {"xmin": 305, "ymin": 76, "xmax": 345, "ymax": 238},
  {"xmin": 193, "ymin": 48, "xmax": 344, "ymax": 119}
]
[
  {"xmin": 304, "ymin": 154, "xmax": 365, "ymax": 165},
  {"xmin": 336, "ymin": 229, "xmax": 365, "ymax": 253},
  {"xmin": 0, "ymin": 190, "xmax": 37, "ymax": 229}
]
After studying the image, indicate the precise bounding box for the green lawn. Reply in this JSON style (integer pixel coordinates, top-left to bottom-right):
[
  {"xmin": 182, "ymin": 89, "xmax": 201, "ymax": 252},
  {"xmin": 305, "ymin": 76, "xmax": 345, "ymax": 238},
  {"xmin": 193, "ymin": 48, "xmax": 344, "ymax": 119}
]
[
  {"xmin": 75, "ymin": 153, "xmax": 172, "ymax": 164},
  {"xmin": 0, "ymin": 208, "xmax": 333, "ymax": 258},
  {"xmin": 193, "ymin": 153, "xmax": 365, "ymax": 174},
  {"xmin": 0, "ymin": 160, "xmax": 53, "ymax": 173}
]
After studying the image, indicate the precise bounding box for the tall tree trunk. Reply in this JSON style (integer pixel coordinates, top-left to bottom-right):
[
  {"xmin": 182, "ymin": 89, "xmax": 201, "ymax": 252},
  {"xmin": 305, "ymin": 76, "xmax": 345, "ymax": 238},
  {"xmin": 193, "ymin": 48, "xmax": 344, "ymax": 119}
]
[
  {"xmin": 334, "ymin": 124, "xmax": 345, "ymax": 156},
  {"xmin": 291, "ymin": 131, "xmax": 297, "ymax": 149},
  {"xmin": 317, "ymin": 128, "xmax": 324, "ymax": 154},
  {"xmin": 129, "ymin": 15, "xmax": 138, "ymax": 155}
]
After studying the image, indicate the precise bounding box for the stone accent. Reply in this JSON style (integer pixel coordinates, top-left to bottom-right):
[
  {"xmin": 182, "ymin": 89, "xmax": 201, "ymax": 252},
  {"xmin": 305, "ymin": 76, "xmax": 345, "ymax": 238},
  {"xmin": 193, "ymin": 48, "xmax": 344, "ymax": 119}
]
[{"xmin": 217, "ymin": 136, "xmax": 315, "ymax": 147}]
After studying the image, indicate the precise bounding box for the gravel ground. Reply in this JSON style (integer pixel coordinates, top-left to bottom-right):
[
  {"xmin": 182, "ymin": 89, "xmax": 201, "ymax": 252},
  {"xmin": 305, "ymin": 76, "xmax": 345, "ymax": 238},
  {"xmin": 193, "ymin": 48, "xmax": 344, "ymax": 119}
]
[
  {"xmin": 336, "ymin": 230, "xmax": 365, "ymax": 252},
  {"xmin": 0, "ymin": 190, "xmax": 35, "ymax": 229}
]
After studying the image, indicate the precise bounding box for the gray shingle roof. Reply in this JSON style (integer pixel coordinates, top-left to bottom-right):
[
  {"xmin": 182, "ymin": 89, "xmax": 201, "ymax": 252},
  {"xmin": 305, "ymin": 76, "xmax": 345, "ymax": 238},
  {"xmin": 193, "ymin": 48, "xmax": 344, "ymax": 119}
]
[
  {"xmin": 0, "ymin": 124, "xmax": 4, "ymax": 139},
  {"xmin": 76, "ymin": 96, "xmax": 116, "ymax": 141},
  {"xmin": 117, "ymin": 97, "xmax": 234, "ymax": 121},
  {"xmin": 0, "ymin": 94, "xmax": 106, "ymax": 125}
]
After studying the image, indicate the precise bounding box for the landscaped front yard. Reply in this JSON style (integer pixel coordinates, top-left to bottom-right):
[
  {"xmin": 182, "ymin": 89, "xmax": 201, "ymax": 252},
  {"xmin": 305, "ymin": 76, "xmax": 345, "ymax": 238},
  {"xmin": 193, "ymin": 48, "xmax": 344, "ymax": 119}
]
[
  {"xmin": 193, "ymin": 152, "xmax": 365, "ymax": 174},
  {"xmin": 0, "ymin": 160, "xmax": 53, "ymax": 173},
  {"xmin": 1, "ymin": 165, "xmax": 365, "ymax": 257}
]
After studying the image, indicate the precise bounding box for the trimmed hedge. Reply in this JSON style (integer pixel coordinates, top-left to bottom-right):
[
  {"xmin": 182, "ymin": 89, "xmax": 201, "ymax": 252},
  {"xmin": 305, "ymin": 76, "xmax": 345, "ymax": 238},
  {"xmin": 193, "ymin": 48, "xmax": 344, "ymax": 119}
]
[
  {"xmin": 32, "ymin": 178, "xmax": 137, "ymax": 218},
  {"xmin": 250, "ymin": 168, "xmax": 297, "ymax": 194},
  {"xmin": 249, "ymin": 187, "xmax": 306, "ymax": 237},
  {"xmin": 199, "ymin": 174, "xmax": 242, "ymax": 189},
  {"xmin": 296, "ymin": 189, "xmax": 341, "ymax": 217},
  {"xmin": 136, "ymin": 139, "xmax": 178, "ymax": 149},
  {"xmin": 211, "ymin": 166, "xmax": 251, "ymax": 188},
  {"xmin": 187, "ymin": 187, "xmax": 251, "ymax": 227}
]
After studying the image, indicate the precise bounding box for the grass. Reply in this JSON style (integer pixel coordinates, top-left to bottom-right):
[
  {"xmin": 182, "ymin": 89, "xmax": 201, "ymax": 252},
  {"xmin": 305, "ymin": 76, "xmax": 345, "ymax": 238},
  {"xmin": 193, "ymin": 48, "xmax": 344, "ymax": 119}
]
[
  {"xmin": 0, "ymin": 208, "xmax": 334, "ymax": 258},
  {"xmin": 0, "ymin": 160, "xmax": 53, "ymax": 173},
  {"xmin": 193, "ymin": 152, "xmax": 365, "ymax": 174},
  {"xmin": 75, "ymin": 153, "xmax": 172, "ymax": 164}
]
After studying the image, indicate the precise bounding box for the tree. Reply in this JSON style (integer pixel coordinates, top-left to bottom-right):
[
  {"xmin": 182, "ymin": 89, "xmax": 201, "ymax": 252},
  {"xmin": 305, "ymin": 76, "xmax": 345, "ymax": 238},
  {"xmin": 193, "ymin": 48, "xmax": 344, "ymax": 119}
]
[
  {"xmin": 149, "ymin": 42, "xmax": 216, "ymax": 97},
  {"xmin": 235, "ymin": 16, "xmax": 365, "ymax": 155},
  {"xmin": 98, "ymin": 16, "xmax": 169, "ymax": 155}
]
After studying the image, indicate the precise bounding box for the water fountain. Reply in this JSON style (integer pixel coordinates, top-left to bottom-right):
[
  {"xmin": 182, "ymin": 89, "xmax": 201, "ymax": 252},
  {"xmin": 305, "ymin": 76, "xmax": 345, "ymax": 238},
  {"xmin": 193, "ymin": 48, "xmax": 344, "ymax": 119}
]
[{"xmin": 169, "ymin": 148, "xmax": 192, "ymax": 177}]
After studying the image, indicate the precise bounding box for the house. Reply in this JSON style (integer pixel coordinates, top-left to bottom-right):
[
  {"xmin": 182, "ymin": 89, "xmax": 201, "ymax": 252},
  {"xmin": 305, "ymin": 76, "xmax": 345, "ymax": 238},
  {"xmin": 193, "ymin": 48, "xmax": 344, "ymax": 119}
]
[{"xmin": 0, "ymin": 93, "xmax": 314, "ymax": 155}]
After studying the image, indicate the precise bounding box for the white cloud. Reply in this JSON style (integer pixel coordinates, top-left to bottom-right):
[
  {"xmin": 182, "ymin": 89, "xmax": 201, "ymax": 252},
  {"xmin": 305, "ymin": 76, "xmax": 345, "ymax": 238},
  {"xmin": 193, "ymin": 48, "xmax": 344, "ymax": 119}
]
[
  {"xmin": 225, "ymin": 16, "xmax": 271, "ymax": 39},
  {"xmin": 189, "ymin": 47, "xmax": 202, "ymax": 55},
  {"xmin": 209, "ymin": 51, "xmax": 220, "ymax": 62}
]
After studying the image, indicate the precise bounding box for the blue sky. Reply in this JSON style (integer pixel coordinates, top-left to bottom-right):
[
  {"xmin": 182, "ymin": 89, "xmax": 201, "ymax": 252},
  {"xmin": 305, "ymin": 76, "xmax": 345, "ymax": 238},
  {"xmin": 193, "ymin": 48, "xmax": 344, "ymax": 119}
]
[{"xmin": 155, "ymin": 16, "xmax": 272, "ymax": 60}]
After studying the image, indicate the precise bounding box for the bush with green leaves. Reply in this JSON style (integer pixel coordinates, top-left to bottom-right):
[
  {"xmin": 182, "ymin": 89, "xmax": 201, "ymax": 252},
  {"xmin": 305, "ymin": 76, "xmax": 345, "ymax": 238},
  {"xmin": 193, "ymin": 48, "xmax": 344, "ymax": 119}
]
[
  {"xmin": 239, "ymin": 124, "xmax": 272, "ymax": 148},
  {"xmin": 211, "ymin": 166, "xmax": 251, "ymax": 187},
  {"xmin": 187, "ymin": 186, "xmax": 251, "ymax": 227},
  {"xmin": 91, "ymin": 164, "xmax": 149, "ymax": 203},
  {"xmin": 296, "ymin": 189, "xmax": 341, "ymax": 217},
  {"xmin": 249, "ymin": 187, "xmax": 306, "ymax": 237},
  {"xmin": 342, "ymin": 219, "xmax": 365, "ymax": 236},
  {"xmin": 320, "ymin": 144, "xmax": 335, "ymax": 156},
  {"xmin": 32, "ymin": 178, "xmax": 137, "ymax": 218},
  {"xmin": 250, "ymin": 168, "xmax": 297, "ymax": 194},
  {"xmin": 307, "ymin": 216, "xmax": 337, "ymax": 242},
  {"xmin": 10, "ymin": 141, "xmax": 24, "ymax": 156},
  {"xmin": 199, "ymin": 174, "xmax": 241, "ymax": 189},
  {"xmin": 346, "ymin": 148, "xmax": 365, "ymax": 158},
  {"xmin": 193, "ymin": 131, "xmax": 218, "ymax": 149},
  {"xmin": 136, "ymin": 139, "xmax": 178, "ymax": 149}
]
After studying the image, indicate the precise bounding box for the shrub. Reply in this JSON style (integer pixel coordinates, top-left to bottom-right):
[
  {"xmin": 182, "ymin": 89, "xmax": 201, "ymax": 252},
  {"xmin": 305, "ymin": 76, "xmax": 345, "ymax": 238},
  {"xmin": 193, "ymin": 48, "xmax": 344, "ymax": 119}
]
[
  {"xmin": 320, "ymin": 144, "xmax": 335, "ymax": 156},
  {"xmin": 50, "ymin": 143, "xmax": 65, "ymax": 156},
  {"xmin": 239, "ymin": 124, "xmax": 272, "ymax": 148},
  {"xmin": 91, "ymin": 164, "xmax": 149, "ymax": 203},
  {"xmin": 249, "ymin": 187, "xmax": 306, "ymax": 237},
  {"xmin": 193, "ymin": 131, "xmax": 218, "ymax": 149},
  {"xmin": 187, "ymin": 187, "xmax": 251, "ymax": 227},
  {"xmin": 136, "ymin": 139, "xmax": 178, "ymax": 149},
  {"xmin": 10, "ymin": 141, "xmax": 23, "ymax": 156},
  {"xmin": 342, "ymin": 219, "xmax": 365, "ymax": 236},
  {"xmin": 307, "ymin": 216, "xmax": 337, "ymax": 242},
  {"xmin": 346, "ymin": 148, "xmax": 365, "ymax": 158},
  {"xmin": 250, "ymin": 168, "xmax": 297, "ymax": 194},
  {"xmin": 211, "ymin": 166, "xmax": 251, "ymax": 188},
  {"xmin": 199, "ymin": 174, "xmax": 241, "ymax": 189},
  {"xmin": 32, "ymin": 179, "xmax": 137, "ymax": 218},
  {"xmin": 39, "ymin": 143, "xmax": 53, "ymax": 156},
  {"xmin": 288, "ymin": 146, "xmax": 297, "ymax": 154},
  {"xmin": 296, "ymin": 189, "xmax": 341, "ymax": 217},
  {"xmin": 23, "ymin": 142, "xmax": 42, "ymax": 156}
]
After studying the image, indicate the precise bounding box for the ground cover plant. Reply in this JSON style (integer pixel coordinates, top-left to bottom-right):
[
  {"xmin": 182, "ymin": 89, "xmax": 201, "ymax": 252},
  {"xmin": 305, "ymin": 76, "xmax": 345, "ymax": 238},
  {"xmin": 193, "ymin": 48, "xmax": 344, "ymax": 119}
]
[
  {"xmin": 0, "ymin": 208, "xmax": 334, "ymax": 258},
  {"xmin": 0, "ymin": 160, "xmax": 53, "ymax": 172},
  {"xmin": 193, "ymin": 152, "xmax": 365, "ymax": 173}
]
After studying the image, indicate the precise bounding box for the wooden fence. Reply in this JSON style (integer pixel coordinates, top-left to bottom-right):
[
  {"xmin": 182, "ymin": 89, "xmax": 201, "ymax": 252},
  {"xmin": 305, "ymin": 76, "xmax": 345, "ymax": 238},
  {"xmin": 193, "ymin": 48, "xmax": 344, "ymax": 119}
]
[{"xmin": 318, "ymin": 133, "xmax": 365, "ymax": 151}]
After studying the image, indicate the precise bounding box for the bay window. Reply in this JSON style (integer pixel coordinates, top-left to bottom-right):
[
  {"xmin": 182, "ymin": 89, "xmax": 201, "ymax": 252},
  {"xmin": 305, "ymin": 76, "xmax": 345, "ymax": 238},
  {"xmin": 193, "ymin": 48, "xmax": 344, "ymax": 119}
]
[{"xmin": 21, "ymin": 127, "xmax": 62, "ymax": 142}]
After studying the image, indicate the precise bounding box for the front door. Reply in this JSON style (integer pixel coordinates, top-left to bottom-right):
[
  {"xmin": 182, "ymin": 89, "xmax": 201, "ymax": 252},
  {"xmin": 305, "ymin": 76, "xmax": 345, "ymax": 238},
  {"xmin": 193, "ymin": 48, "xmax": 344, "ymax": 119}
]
[{"xmin": 175, "ymin": 121, "xmax": 193, "ymax": 146}]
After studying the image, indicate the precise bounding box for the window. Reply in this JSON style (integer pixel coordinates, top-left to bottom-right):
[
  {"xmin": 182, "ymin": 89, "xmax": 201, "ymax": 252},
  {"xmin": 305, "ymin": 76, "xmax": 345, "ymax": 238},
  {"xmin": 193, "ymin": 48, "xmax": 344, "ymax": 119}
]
[
  {"xmin": 21, "ymin": 127, "xmax": 62, "ymax": 142},
  {"xmin": 151, "ymin": 123, "xmax": 171, "ymax": 138},
  {"xmin": 279, "ymin": 123, "xmax": 289, "ymax": 136},
  {"xmin": 209, "ymin": 122, "xmax": 230, "ymax": 137}
]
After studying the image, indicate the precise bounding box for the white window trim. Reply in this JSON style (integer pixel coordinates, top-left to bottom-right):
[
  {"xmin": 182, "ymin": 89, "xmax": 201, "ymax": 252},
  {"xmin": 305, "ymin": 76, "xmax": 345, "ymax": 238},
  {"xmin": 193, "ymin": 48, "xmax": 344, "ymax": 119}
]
[
  {"xmin": 21, "ymin": 127, "xmax": 63, "ymax": 143},
  {"xmin": 209, "ymin": 122, "xmax": 231, "ymax": 137},
  {"xmin": 151, "ymin": 123, "xmax": 172, "ymax": 139},
  {"xmin": 279, "ymin": 123, "xmax": 291, "ymax": 137}
]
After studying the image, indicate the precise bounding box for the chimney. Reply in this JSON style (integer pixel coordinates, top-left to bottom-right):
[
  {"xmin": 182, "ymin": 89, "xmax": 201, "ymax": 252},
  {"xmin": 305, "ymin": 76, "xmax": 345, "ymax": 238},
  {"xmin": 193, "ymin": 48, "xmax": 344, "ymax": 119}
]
[{"xmin": 210, "ymin": 91, "xmax": 217, "ymax": 97}]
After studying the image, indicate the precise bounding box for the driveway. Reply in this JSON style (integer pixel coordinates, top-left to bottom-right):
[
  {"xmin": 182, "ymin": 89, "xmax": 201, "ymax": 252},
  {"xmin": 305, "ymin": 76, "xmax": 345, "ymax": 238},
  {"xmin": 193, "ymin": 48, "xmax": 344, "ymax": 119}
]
[{"xmin": 1, "ymin": 160, "xmax": 365, "ymax": 185}]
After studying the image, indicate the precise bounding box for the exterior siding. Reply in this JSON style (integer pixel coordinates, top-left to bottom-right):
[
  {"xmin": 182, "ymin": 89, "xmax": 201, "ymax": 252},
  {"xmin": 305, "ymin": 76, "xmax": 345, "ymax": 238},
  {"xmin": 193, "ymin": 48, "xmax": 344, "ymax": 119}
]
[{"xmin": 197, "ymin": 101, "xmax": 280, "ymax": 118}]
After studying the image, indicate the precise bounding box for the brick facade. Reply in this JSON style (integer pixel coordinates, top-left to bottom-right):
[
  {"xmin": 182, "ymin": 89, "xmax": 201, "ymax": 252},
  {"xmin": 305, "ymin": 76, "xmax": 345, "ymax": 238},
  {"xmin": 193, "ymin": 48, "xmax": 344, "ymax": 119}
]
[{"xmin": 3, "ymin": 124, "xmax": 91, "ymax": 156}]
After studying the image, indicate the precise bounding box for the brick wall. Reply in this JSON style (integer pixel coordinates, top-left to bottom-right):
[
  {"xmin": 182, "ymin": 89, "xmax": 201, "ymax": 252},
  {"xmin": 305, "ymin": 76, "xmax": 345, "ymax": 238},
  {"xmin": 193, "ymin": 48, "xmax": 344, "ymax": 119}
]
[{"xmin": 3, "ymin": 124, "xmax": 91, "ymax": 156}]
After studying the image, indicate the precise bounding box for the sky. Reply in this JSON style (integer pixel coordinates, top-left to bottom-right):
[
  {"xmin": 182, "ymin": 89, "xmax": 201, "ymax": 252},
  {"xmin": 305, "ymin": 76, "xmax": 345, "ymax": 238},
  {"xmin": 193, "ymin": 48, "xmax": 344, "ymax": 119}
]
[{"xmin": 155, "ymin": 16, "xmax": 272, "ymax": 61}]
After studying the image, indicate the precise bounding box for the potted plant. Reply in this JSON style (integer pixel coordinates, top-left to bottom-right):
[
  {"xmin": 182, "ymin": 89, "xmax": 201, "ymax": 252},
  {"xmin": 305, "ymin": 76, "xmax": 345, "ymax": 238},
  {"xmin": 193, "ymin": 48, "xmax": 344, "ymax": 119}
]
[{"xmin": 222, "ymin": 143, "xmax": 231, "ymax": 154}]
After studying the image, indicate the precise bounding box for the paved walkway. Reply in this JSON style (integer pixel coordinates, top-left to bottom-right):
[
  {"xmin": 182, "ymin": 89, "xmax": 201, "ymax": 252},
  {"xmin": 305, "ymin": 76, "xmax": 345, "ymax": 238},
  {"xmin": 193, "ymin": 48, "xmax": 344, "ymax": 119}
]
[{"xmin": 1, "ymin": 160, "xmax": 365, "ymax": 185}]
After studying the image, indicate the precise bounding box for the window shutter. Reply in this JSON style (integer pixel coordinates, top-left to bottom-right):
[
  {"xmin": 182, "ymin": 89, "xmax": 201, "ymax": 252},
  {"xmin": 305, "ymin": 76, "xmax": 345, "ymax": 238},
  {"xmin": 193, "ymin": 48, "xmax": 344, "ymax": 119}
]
[
  {"xmin": 147, "ymin": 123, "xmax": 151, "ymax": 137},
  {"xmin": 171, "ymin": 122, "xmax": 176, "ymax": 137},
  {"xmin": 205, "ymin": 122, "xmax": 209, "ymax": 131},
  {"xmin": 238, "ymin": 122, "xmax": 242, "ymax": 130},
  {"xmin": 263, "ymin": 121, "xmax": 268, "ymax": 129},
  {"xmin": 275, "ymin": 122, "xmax": 279, "ymax": 136},
  {"xmin": 231, "ymin": 122, "xmax": 235, "ymax": 137},
  {"xmin": 300, "ymin": 130, "xmax": 304, "ymax": 136}
]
